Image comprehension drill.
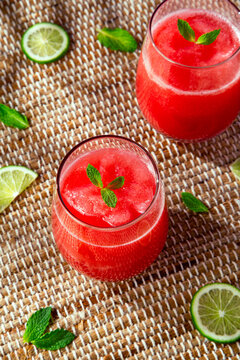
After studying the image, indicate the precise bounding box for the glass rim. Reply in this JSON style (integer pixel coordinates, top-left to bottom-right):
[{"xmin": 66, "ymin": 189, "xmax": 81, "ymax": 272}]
[
  {"xmin": 149, "ymin": 0, "xmax": 240, "ymax": 70},
  {"xmin": 56, "ymin": 135, "xmax": 165, "ymax": 232}
]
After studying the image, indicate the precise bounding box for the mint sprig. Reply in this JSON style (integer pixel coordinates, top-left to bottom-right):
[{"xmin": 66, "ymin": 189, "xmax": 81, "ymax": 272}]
[
  {"xmin": 181, "ymin": 192, "xmax": 209, "ymax": 213},
  {"xmin": 86, "ymin": 164, "xmax": 125, "ymax": 208},
  {"xmin": 97, "ymin": 28, "xmax": 137, "ymax": 53},
  {"xmin": 177, "ymin": 19, "xmax": 221, "ymax": 45},
  {"xmin": 0, "ymin": 104, "xmax": 29, "ymax": 129},
  {"xmin": 23, "ymin": 307, "xmax": 75, "ymax": 351}
]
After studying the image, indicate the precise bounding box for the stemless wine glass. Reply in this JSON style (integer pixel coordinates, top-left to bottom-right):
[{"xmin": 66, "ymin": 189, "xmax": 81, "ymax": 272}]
[
  {"xmin": 136, "ymin": 0, "xmax": 240, "ymax": 142},
  {"xmin": 52, "ymin": 136, "xmax": 168, "ymax": 281}
]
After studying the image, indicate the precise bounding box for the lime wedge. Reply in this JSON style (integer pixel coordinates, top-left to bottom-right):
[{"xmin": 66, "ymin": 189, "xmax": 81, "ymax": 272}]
[
  {"xmin": 0, "ymin": 166, "xmax": 38, "ymax": 213},
  {"xmin": 230, "ymin": 158, "xmax": 240, "ymax": 180},
  {"xmin": 191, "ymin": 283, "xmax": 240, "ymax": 343},
  {"xmin": 21, "ymin": 23, "xmax": 70, "ymax": 64}
]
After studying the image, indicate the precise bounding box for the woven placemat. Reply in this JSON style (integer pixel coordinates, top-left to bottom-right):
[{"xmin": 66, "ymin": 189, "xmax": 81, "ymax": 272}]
[{"xmin": 1, "ymin": 0, "xmax": 240, "ymax": 359}]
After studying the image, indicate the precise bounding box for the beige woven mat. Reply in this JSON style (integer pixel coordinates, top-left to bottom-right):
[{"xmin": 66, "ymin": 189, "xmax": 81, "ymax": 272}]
[{"xmin": 1, "ymin": 0, "xmax": 240, "ymax": 359}]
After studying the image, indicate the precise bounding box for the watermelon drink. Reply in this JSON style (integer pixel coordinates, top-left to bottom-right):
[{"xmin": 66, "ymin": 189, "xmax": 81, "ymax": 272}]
[
  {"xmin": 52, "ymin": 136, "xmax": 168, "ymax": 281},
  {"xmin": 136, "ymin": 0, "xmax": 240, "ymax": 141}
]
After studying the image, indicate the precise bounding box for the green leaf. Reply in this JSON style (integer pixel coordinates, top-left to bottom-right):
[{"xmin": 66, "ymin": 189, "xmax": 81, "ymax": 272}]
[
  {"xmin": 0, "ymin": 104, "xmax": 29, "ymax": 129},
  {"xmin": 32, "ymin": 329, "xmax": 75, "ymax": 350},
  {"xmin": 101, "ymin": 188, "xmax": 117, "ymax": 208},
  {"xmin": 196, "ymin": 29, "xmax": 221, "ymax": 45},
  {"xmin": 86, "ymin": 164, "xmax": 103, "ymax": 188},
  {"xmin": 86, "ymin": 164, "xmax": 125, "ymax": 207},
  {"xmin": 106, "ymin": 176, "xmax": 125, "ymax": 190},
  {"xmin": 177, "ymin": 19, "xmax": 195, "ymax": 42},
  {"xmin": 230, "ymin": 158, "xmax": 240, "ymax": 180},
  {"xmin": 97, "ymin": 28, "xmax": 137, "ymax": 53},
  {"xmin": 23, "ymin": 307, "xmax": 52, "ymax": 343},
  {"xmin": 181, "ymin": 192, "xmax": 209, "ymax": 213}
]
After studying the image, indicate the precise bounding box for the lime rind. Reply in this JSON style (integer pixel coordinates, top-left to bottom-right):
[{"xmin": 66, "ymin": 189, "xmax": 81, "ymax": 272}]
[
  {"xmin": 230, "ymin": 158, "xmax": 240, "ymax": 180},
  {"xmin": 0, "ymin": 166, "xmax": 38, "ymax": 213},
  {"xmin": 21, "ymin": 23, "xmax": 70, "ymax": 64},
  {"xmin": 191, "ymin": 283, "xmax": 240, "ymax": 343}
]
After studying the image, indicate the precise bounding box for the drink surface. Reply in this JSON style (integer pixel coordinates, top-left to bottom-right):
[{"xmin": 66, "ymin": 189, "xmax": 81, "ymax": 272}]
[
  {"xmin": 153, "ymin": 9, "xmax": 240, "ymax": 67},
  {"xmin": 136, "ymin": 8, "xmax": 240, "ymax": 141},
  {"xmin": 60, "ymin": 147, "xmax": 156, "ymax": 228}
]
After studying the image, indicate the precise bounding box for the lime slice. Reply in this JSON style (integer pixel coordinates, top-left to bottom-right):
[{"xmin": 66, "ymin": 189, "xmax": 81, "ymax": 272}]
[
  {"xmin": 21, "ymin": 23, "xmax": 70, "ymax": 63},
  {"xmin": 0, "ymin": 166, "xmax": 38, "ymax": 213},
  {"xmin": 191, "ymin": 283, "xmax": 240, "ymax": 343}
]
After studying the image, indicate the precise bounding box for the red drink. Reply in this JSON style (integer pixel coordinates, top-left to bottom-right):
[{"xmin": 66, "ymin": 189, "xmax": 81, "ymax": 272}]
[
  {"xmin": 52, "ymin": 136, "xmax": 168, "ymax": 281},
  {"xmin": 136, "ymin": 1, "xmax": 240, "ymax": 141}
]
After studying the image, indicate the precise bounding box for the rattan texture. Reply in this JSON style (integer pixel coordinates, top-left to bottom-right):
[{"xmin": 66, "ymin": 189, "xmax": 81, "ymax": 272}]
[{"xmin": 0, "ymin": 0, "xmax": 240, "ymax": 359}]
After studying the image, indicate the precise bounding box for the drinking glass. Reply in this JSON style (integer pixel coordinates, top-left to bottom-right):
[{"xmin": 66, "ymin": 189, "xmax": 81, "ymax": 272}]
[
  {"xmin": 52, "ymin": 136, "xmax": 168, "ymax": 281},
  {"xmin": 136, "ymin": 0, "xmax": 240, "ymax": 141}
]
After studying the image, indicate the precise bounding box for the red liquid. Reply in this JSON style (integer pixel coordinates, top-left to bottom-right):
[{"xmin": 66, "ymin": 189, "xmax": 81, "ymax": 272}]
[
  {"xmin": 136, "ymin": 9, "xmax": 240, "ymax": 141},
  {"xmin": 52, "ymin": 146, "xmax": 168, "ymax": 281}
]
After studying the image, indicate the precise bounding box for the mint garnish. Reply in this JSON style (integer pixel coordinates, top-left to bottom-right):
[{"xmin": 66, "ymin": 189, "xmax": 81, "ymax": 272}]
[
  {"xmin": 106, "ymin": 176, "xmax": 125, "ymax": 190},
  {"xmin": 97, "ymin": 28, "xmax": 137, "ymax": 53},
  {"xmin": 86, "ymin": 164, "xmax": 103, "ymax": 188},
  {"xmin": 177, "ymin": 19, "xmax": 220, "ymax": 45},
  {"xmin": 23, "ymin": 307, "xmax": 52, "ymax": 343},
  {"xmin": 230, "ymin": 158, "xmax": 240, "ymax": 180},
  {"xmin": 86, "ymin": 164, "xmax": 125, "ymax": 208},
  {"xmin": 32, "ymin": 329, "xmax": 75, "ymax": 351},
  {"xmin": 196, "ymin": 29, "xmax": 221, "ymax": 45},
  {"xmin": 0, "ymin": 104, "xmax": 29, "ymax": 129},
  {"xmin": 23, "ymin": 307, "xmax": 75, "ymax": 350},
  {"xmin": 101, "ymin": 188, "xmax": 117, "ymax": 208},
  {"xmin": 181, "ymin": 192, "xmax": 209, "ymax": 213},
  {"xmin": 177, "ymin": 19, "xmax": 196, "ymax": 42}
]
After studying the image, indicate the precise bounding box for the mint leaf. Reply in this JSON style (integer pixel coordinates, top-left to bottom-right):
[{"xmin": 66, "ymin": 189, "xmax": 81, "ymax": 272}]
[
  {"xmin": 97, "ymin": 28, "xmax": 137, "ymax": 53},
  {"xmin": 101, "ymin": 188, "xmax": 117, "ymax": 208},
  {"xmin": 23, "ymin": 307, "xmax": 52, "ymax": 343},
  {"xmin": 230, "ymin": 158, "xmax": 240, "ymax": 180},
  {"xmin": 177, "ymin": 19, "xmax": 220, "ymax": 46},
  {"xmin": 86, "ymin": 164, "xmax": 103, "ymax": 188},
  {"xmin": 196, "ymin": 29, "xmax": 221, "ymax": 45},
  {"xmin": 86, "ymin": 164, "xmax": 124, "ymax": 207},
  {"xmin": 177, "ymin": 19, "xmax": 195, "ymax": 42},
  {"xmin": 106, "ymin": 176, "xmax": 125, "ymax": 190},
  {"xmin": 0, "ymin": 104, "xmax": 29, "ymax": 129},
  {"xmin": 32, "ymin": 329, "xmax": 75, "ymax": 350},
  {"xmin": 181, "ymin": 192, "xmax": 209, "ymax": 213}
]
